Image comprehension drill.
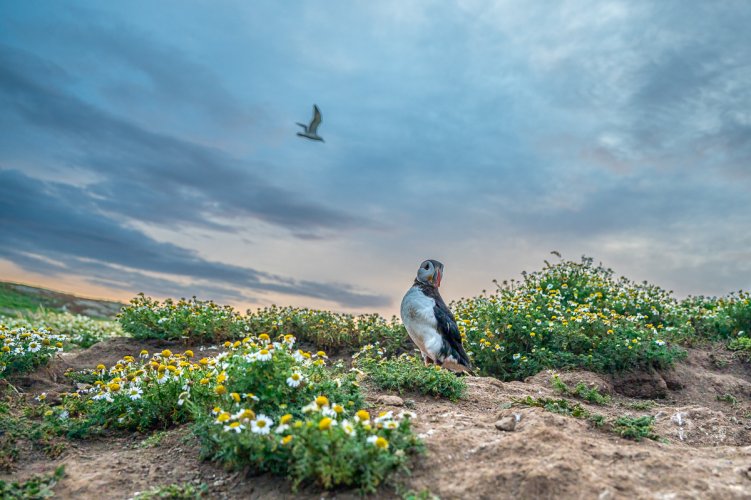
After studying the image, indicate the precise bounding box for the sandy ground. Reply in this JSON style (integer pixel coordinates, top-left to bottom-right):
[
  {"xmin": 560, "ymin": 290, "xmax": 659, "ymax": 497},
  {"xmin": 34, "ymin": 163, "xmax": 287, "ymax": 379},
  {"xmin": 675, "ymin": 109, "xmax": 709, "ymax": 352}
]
[{"xmin": 3, "ymin": 339, "xmax": 751, "ymax": 499}]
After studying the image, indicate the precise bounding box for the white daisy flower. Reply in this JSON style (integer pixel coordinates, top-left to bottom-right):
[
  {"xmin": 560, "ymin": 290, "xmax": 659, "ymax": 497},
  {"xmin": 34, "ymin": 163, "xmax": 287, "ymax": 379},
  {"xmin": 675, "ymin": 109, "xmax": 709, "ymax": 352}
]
[
  {"xmin": 341, "ymin": 420, "xmax": 356, "ymax": 437},
  {"xmin": 251, "ymin": 414, "xmax": 273, "ymax": 434},
  {"xmin": 128, "ymin": 387, "xmax": 143, "ymax": 401},
  {"xmin": 366, "ymin": 435, "xmax": 378, "ymax": 445},
  {"xmin": 224, "ymin": 422, "xmax": 245, "ymax": 433},
  {"xmin": 256, "ymin": 349, "xmax": 272, "ymax": 362},
  {"xmin": 286, "ymin": 372, "xmax": 304, "ymax": 388},
  {"xmin": 275, "ymin": 424, "xmax": 290, "ymax": 434},
  {"xmin": 384, "ymin": 420, "xmax": 399, "ymax": 430}
]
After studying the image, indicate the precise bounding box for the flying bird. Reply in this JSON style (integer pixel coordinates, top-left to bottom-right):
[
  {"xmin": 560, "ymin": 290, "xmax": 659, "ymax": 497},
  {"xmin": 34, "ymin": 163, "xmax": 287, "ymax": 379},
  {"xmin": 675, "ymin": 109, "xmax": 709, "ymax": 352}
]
[
  {"xmin": 400, "ymin": 259, "xmax": 475, "ymax": 375},
  {"xmin": 296, "ymin": 104, "xmax": 324, "ymax": 142}
]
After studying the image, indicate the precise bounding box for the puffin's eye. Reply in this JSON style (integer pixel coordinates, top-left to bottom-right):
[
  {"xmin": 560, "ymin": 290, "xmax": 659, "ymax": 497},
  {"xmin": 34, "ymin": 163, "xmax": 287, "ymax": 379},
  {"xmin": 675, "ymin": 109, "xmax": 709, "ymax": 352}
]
[{"xmin": 423, "ymin": 263, "xmax": 430, "ymax": 270}]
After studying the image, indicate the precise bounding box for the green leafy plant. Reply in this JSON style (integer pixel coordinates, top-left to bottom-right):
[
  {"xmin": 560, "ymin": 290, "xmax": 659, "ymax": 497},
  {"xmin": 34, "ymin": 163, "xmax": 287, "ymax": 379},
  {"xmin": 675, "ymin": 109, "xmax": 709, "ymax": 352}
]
[
  {"xmin": 197, "ymin": 399, "xmax": 422, "ymax": 493},
  {"xmin": 612, "ymin": 415, "xmax": 659, "ymax": 441},
  {"xmin": 133, "ymin": 482, "xmax": 208, "ymax": 499},
  {"xmin": 353, "ymin": 346, "xmax": 466, "ymax": 401},
  {"xmin": 0, "ymin": 324, "xmax": 65, "ymax": 378},
  {"xmin": 0, "ymin": 465, "xmax": 65, "ymax": 499},
  {"xmin": 454, "ymin": 256, "xmax": 687, "ymax": 380},
  {"xmin": 551, "ymin": 375, "xmax": 611, "ymax": 405}
]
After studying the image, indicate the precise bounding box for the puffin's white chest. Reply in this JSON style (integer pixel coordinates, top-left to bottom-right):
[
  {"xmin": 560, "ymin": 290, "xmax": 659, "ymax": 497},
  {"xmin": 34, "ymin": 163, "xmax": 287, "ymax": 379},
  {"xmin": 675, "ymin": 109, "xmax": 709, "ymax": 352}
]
[{"xmin": 400, "ymin": 286, "xmax": 443, "ymax": 356}]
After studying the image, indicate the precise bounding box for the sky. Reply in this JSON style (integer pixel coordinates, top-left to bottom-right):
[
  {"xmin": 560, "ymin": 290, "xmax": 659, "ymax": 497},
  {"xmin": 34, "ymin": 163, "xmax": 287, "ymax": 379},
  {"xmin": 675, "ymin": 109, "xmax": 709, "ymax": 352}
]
[{"xmin": 1, "ymin": 0, "xmax": 750, "ymax": 316}]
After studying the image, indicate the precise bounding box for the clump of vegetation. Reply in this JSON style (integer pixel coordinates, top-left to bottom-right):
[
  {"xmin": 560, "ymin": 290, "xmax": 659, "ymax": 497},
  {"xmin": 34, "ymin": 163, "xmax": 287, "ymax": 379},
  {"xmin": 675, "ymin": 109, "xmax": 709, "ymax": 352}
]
[
  {"xmin": 0, "ymin": 399, "xmax": 70, "ymax": 469},
  {"xmin": 2, "ymin": 310, "xmax": 121, "ymax": 348},
  {"xmin": 243, "ymin": 305, "xmax": 408, "ymax": 353},
  {"xmin": 454, "ymin": 256, "xmax": 689, "ymax": 380},
  {"xmin": 513, "ymin": 395, "xmax": 598, "ymax": 420},
  {"xmin": 119, "ymin": 295, "xmax": 409, "ymax": 353},
  {"xmin": 197, "ymin": 398, "xmax": 422, "ymax": 493},
  {"xmin": 716, "ymin": 393, "xmax": 739, "ymax": 406},
  {"xmin": 551, "ymin": 374, "xmax": 611, "ymax": 405},
  {"xmin": 672, "ymin": 294, "xmax": 751, "ymax": 344},
  {"xmin": 727, "ymin": 335, "xmax": 751, "ymax": 361},
  {"xmin": 0, "ymin": 323, "xmax": 65, "ymax": 378},
  {"xmin": 353, "ymin": 345, "xmax": 466, "ymax": 401},
  {"xmin": 612, "ymin": 415, "xmax": 659, "ymax": 441},
  {"xmin": 0, "ymin": 465, "xmax": 64, "ymax": 499},
  {"xmin": 133, "ymin": 482, "xmax": 208, "ymax": 499},
  {"xmin": 118, "ymin": 294, "xmax": 244, "ymax": 342}
]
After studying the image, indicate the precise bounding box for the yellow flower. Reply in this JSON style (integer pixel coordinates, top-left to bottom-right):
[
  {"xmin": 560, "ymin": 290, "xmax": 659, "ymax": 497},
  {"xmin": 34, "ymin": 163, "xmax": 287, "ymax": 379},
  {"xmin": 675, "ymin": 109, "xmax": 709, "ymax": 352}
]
[
  {"xmin": 280, "ymin": 414, "xmax": 293, "ymax": 425},
  {"xmin": 199, "ymin": 378, "xmax": 209, "ymax": 385},
  {"xmin": 281, "ymin": 435, "xmax": 293, "ymax": 445},
  {"xmin": 240, "ymin": 409, "xmax": 256, "ymax": 420},
  {"xmin": 375, "ymin": 437, "xmax": 389, "ymax": 449},
  {"xmin": 108, "ymin": 382, "xmax": 121, "ymax": 392},
  {"xmin": 161, "ymin": 349, "xmax": 172, "ymax": 357},
  {"xmin": 217, "ymin": 372, "xmax": 227, "ymax": 384},
  {"xmin": 293, "ymin": 421, "xmax": 303, "ymax": 429},
  {"xmin": 318, "ymin": 417, "xmax": 333, "ymax": 430},
  {"xmin": 199, "ymin": 358, "xmax": 209, "ymax": 366},
  {"xmin": 231, "ymin": 392, "xmax": 241, "ymax": 403},
  {"xmin": 315, "ymin": 396, "xmax": 329, "ymax": 407},
  {"xmin": 223, "ymin": 341, "xmax": 231, "ymax": 348},
  {"xmin": 217, "ymin": 412, "xmax": 231, "ymax": 423},
  {"xmin": 259, "ymin": 333, "xmax": 270, "ymax": 341},
  {"xmin": 317, "ymin": 350, "xmax": 327, "ymax": 358},
  {"xmin": 333, "ymin": 404, "xmax": 344, "ymax": 415},
  {"xmin": 530, "ymin": 332, "xmax": 536, "ymax": 337},
  {"xmin": 96, "ymin": 364, "xmax": 106, "ymax": 371},
  {"xmin": 215, "ymin": 385, "xmax": 227, "ymax": 395},
  {"xmin": 184, "ymin": 350, "xmax": 194, "ymax": 358}
]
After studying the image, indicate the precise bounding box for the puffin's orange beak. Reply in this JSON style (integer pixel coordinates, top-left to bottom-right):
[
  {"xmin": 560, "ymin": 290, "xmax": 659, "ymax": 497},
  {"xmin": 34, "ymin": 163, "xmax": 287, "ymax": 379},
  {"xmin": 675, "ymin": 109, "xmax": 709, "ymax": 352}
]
[{"xmin": 435, "ymin": 268, "xmax": 442, "ymax": 287}]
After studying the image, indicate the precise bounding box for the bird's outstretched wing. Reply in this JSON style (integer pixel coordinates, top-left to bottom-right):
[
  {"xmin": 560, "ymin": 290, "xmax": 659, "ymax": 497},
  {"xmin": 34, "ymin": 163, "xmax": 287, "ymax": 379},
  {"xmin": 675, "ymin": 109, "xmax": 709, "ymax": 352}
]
[
  {"xmin": 308, "ymin": 105, "xmax": 322, "ymax": 134},
  {"xmin": 296, "ymin": 122, "xmax": 308, "ymax": 131},
  {"xmin": 433, "ymin": 299, "xmax": 472, "ymax": 368}
]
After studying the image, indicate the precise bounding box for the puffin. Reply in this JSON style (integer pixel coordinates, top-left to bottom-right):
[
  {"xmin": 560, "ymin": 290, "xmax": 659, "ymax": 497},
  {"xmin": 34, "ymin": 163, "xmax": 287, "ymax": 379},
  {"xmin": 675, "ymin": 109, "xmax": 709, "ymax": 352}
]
[{"xmin": 400, "ymin": 259, "xmax": 474, "ymax": 375}]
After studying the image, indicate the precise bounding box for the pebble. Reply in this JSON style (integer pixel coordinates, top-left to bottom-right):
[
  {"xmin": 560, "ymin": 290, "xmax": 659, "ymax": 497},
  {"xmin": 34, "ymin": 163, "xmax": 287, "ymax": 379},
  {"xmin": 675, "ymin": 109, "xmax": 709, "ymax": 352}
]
[{"xmin": 495, "ymin": 416, "xmax": 516, "ymax": 432}]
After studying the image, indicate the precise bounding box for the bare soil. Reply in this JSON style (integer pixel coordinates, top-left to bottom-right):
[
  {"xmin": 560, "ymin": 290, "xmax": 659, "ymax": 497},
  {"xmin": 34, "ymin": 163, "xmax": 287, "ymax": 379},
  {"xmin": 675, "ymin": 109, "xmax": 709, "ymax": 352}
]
[{"xmin": 3, "ymin": 339, "xmax": 751, "ymax": 499}]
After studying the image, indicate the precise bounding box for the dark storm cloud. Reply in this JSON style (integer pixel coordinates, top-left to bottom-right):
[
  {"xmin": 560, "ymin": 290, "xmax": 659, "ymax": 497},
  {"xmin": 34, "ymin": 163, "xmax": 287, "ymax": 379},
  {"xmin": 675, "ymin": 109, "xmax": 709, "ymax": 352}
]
[
  {"xmin": 0, "ymin": 170, "xmax": 390, "ymax": 308},
  {"xmin": 0, "ymin": 45, "xmax": 371, "ymax": 234}
]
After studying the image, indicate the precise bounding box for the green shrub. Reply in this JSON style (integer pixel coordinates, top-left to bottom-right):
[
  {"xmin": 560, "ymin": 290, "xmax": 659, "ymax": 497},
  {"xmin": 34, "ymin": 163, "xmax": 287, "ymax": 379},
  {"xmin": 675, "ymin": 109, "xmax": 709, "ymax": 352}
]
[
  {"xmin": 0, "ymin": 324, "xmax": 65, "ymax": 378},
  {"xmin": 353, "ymin": 345, "xmax": 466, "ymax": 401},
  {"xmin": 242, "ymin": 306, "xmax": 408, "ymax": 353},
  {"xmin": 1, "ymin": 310, "xmax": 121, "ymax": 348},
  {"xmin": 728, "ymin": 336, "xmax": 751, "ymax": 361},
  {"xmin": 455, "ymin": 257, "xmax": 686, "ymax": 380},
  {"xmin": 118, "ymin": 294, "xmax": 244, "ymax": 341},
  {"xmin": 197, "ymin": 399, "xmax": 422, "ymax": 493}
]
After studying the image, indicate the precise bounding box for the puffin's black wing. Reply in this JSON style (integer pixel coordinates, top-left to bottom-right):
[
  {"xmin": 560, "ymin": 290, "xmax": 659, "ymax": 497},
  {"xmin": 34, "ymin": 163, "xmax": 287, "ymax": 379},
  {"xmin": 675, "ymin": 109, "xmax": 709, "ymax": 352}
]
[{"xmin": 433, "ymin": 300, "xmax": 471, "ymax": 367}]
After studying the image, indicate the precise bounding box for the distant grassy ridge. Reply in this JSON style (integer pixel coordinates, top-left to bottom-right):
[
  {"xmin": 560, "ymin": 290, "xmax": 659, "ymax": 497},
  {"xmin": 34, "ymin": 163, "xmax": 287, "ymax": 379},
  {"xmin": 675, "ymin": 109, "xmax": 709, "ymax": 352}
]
[{"xmin": 0, "ymin": 282, "xmax": 125, "ymax": 319}]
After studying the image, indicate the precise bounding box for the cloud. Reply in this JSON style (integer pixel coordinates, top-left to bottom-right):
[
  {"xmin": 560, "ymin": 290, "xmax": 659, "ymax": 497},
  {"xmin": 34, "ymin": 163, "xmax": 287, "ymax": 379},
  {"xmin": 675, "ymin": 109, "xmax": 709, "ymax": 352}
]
[{"xmin": 0, "ymin": 169, "xmax": 390, "ymax": 308}]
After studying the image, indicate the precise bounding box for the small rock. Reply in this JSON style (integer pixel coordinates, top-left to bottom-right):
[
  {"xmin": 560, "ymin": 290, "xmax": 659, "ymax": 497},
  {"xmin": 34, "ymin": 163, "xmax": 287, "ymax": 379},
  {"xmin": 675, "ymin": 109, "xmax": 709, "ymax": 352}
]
[
  {"xmin": 213, "ymin": 479, "xmax": 225, "ymax": 487},
  {"xmin": 376, "ymin": 395, "xmax": 404, "ymax": 406},
  {"xmin": 495, "ymin": 416, "xmax": 516, "ymax": 432}
]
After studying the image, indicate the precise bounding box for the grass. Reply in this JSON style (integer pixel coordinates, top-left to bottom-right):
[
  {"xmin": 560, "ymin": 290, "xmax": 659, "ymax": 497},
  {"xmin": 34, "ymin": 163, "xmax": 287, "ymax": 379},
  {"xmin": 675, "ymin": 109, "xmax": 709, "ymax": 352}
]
[{"xmin": 0, "ymin": 283, "xmax": 55, "ymax": 312}]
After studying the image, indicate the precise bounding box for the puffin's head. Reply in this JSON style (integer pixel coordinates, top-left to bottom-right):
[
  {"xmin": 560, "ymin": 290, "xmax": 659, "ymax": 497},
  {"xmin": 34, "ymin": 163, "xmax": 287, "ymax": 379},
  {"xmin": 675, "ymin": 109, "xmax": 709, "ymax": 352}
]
[{"xmin": 416, "ymin": 259, "xmax": 444, "ymax": 287}]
